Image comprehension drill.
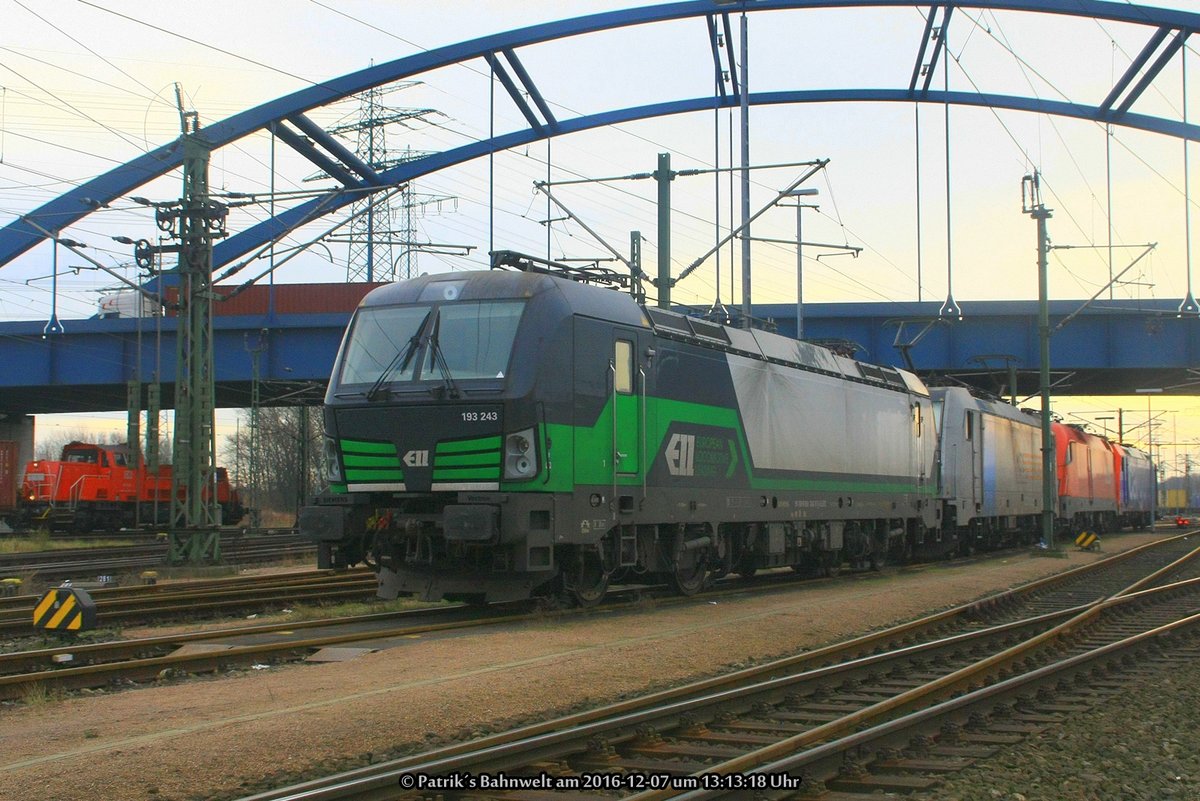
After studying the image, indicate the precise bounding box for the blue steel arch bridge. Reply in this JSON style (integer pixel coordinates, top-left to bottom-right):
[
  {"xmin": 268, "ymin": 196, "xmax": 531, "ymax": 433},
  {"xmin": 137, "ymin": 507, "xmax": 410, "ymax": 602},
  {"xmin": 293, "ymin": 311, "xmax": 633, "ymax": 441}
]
[{"xmin": 1, "ymin": 0, "xmax": 1199, "ymax": 417}]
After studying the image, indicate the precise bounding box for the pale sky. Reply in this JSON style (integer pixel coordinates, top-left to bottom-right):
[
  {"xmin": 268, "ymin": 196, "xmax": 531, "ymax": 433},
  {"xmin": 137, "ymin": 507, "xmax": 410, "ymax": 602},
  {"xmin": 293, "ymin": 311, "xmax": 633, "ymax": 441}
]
[{"xmin": 2, "ymin": 0, "xmax": 1199, "ymax": 472}]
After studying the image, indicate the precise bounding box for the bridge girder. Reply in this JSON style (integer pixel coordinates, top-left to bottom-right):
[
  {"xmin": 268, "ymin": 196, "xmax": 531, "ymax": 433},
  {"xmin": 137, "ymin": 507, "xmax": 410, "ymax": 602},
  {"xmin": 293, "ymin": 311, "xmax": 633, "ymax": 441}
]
[{"xmin": 0, "ymin": 299, "xmax": 1195, "ymax": 416}]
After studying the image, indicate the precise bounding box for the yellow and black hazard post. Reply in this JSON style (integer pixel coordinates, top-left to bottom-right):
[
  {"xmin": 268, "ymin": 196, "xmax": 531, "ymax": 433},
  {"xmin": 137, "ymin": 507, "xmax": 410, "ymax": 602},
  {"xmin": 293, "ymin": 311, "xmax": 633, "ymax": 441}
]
[
  {"xmin": 1075, "ymin": 531, "xmax": 1100, "ymax": 551},
  {"xmin": 32, "ymin": 586, "xmax": 98, "ymax": 633}
]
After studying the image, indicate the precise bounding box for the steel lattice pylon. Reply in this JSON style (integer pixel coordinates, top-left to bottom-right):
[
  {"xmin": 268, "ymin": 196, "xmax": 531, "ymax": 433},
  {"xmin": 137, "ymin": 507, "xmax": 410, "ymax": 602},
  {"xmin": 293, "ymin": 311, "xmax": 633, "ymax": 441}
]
[
  {"xmin": 345, "ymin": 84, "xmax": 399, "ymax": 282},
  {"xmin": 168, "ymin": 130, "xmax": 227, "ymax": 562},
  {"xmin": 331, "ymin": 82, "xmax": 444, "ymax": 282}
]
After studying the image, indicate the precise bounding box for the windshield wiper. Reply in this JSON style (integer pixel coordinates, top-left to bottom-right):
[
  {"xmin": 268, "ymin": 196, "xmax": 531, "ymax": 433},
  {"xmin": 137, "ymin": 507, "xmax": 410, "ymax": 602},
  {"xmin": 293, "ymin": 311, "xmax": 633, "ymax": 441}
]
[
  {"xmin": 364, "ymin": 309, "xmax": 433, "ymax": 401},
  {"xmin": 427, "ymin": 315, "xmax": 460, "ymax": 399}
]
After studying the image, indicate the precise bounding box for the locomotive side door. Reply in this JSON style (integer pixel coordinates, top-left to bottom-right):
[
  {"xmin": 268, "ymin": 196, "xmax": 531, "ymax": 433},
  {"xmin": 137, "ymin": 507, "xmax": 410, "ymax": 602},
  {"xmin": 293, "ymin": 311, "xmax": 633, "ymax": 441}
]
[
  {"xmin": 968, "ymin": 410, "xmax": 984, "ymax": 513},
  {"xmin": 612, "ymin": 331, "xmax": 642, "ymax": 478},
  {"xmin": 1086, "ymin": 446, "xmax": 1095, "ymax": 503},
  {"xmin": 572, "ymin": 320, "xmax": 644, "ymax": 502},
  {"xmin": 911, "ymin": 400, "xmax": 927, "ymax": 493}
]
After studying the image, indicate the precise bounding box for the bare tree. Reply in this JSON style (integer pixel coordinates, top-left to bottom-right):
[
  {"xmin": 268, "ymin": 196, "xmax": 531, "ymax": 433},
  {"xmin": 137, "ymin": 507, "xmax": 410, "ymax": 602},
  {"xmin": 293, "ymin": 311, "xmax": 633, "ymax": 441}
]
[
  {"xmin": 36, "ymin": 428, "xmax": 96, "ymax": 460},
  {"xmin": 221, "ymin": 407, "xmax": 322, "ymax": 522},
  {"xmin": 35, "ymin": 428, "xmax": 171, "ymax": 464}
]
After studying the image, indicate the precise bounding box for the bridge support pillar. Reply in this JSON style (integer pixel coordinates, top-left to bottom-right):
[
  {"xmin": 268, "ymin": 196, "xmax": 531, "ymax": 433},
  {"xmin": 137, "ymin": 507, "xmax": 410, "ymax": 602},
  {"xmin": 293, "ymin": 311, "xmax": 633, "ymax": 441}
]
[{"xmin": 0, "ymin": 414, "xmax": 35, "ymax": 468}]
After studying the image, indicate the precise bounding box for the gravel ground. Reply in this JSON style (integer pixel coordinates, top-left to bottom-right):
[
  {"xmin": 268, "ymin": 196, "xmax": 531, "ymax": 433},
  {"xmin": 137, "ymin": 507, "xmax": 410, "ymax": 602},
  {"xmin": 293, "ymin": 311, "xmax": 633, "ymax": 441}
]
[
  {"xmin": 0, "ymin": 533, "xmax": 1174, "ymax": 801},
  {"xmin": 919, "ymin": 656, "xmax": 1200, "ymax": 801}
]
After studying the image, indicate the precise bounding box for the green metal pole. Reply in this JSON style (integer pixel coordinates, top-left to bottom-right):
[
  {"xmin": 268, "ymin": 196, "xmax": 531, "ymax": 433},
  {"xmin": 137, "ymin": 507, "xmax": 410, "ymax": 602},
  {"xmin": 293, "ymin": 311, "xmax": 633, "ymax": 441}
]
[
  {"xmin": 170, "ymin": 129, "xmax": 222, "ymax": 563},
  {"xmin": 126, "ymin": 380, "xmax": 141, "ymax": 526},
  {"xmin": 630, "ymin": 230, "xmax": 644, "ymax": 304},
  {"xmin": 1037, "ymin": 203, "xmax": 1055, "ymax": 549},
  {"xmin": 655, "ymin": 152, "xmax": 671, "ymax": 308}
]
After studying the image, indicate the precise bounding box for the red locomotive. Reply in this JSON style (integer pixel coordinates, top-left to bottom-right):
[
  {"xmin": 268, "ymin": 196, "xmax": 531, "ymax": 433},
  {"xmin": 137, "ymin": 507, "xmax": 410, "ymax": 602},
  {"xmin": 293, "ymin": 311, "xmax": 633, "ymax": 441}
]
[
  {"xmin": 1052, "ymin": 422, "xmax": 1155, "ymax": 535},
  {"xmin": 17, "ymin": 441, "xmax": 244, "ymax": 532}
]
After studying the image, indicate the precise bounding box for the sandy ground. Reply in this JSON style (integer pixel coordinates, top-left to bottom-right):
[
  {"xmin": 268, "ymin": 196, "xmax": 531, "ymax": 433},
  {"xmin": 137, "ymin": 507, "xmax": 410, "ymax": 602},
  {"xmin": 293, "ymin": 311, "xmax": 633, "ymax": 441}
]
[{"xmin": 0, "ymin": 532, "xmax": 1172, "ymax": 801}]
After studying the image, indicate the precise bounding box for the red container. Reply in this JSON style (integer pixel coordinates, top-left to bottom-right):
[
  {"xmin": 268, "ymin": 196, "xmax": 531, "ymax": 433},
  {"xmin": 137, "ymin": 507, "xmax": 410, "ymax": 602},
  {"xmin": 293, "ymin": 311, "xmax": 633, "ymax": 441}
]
[
  {"xmin": 166, "ymin": 283, "xmax": 386, "ymax": 316},
  {"xmin": 0, "ymin": 441, "xmax": 15, "ymax": 510}
]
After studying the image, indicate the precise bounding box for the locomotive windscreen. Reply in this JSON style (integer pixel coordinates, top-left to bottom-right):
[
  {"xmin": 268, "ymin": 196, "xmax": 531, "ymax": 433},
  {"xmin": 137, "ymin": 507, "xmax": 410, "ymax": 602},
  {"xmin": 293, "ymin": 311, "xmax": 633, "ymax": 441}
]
[{"xmin": 337, "ymin": 300, "xmax": 526, "ymax": 388}]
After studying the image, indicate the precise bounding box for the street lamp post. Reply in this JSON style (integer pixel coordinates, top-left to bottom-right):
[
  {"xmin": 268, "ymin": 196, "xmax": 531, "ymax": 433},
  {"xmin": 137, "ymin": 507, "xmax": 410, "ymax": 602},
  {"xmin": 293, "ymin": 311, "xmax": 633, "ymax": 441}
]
[{"xmin": 783, "ymin": 188, "xmax": 820, "ymax": 340}]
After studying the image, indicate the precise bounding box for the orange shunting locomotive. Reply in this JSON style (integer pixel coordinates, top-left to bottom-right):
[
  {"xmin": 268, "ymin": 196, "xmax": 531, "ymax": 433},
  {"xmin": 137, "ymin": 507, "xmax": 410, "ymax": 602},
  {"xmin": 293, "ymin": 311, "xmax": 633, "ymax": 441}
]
[{"xmin": 18, "ymin": 441, "xmax": 244, "ymax": 532}]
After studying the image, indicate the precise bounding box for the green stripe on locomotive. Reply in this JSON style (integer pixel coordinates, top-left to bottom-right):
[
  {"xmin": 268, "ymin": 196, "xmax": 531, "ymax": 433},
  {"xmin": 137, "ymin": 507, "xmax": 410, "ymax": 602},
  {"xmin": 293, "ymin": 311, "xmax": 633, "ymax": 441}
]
[
  {"xmin": 345, "ymin": 469, "xmax": 405, "ymax": 482},
  {"xmin": 503, "ymin": 395, "xmax": 933, "ymax": 496},
  {"xmin": 436, "ymin": 436, "xmax": 502, "ymax": 454},
  {"xmin": 342, "ymin": 453, "xmax": 404, "ymax": 468},
  {"xmin": 341, "ymin": 439, "xmax": 399, "ymax": 455}
]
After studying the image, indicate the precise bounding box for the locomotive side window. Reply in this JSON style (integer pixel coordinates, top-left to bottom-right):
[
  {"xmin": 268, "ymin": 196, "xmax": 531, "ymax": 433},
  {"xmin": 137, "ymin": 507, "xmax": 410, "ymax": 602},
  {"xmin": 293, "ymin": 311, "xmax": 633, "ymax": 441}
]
[
  {"xmin": 614, "ymin": 340, "xmax": 634, "ymax": 394},
  {"xmin": 965, "ymin": 411, "xmax": 975, "ymax": 440}
]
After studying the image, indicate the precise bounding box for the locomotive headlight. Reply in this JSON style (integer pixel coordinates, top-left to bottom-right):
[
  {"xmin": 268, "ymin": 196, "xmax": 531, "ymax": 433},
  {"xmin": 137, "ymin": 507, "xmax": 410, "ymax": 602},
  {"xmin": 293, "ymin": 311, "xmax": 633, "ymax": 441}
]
[
  {"xmin": 504, "ymin": 427, "xmax": 538, "ymax": 480},
  {"xmin": 324, "ymin": 436, "xmax": 343, "ymax": 483}
]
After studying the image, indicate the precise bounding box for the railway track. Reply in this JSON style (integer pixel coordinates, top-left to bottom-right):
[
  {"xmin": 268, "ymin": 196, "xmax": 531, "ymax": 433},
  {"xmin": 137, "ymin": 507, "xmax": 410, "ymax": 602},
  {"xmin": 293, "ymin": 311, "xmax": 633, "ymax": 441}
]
[
  {"xmin": 0, "ymin": 568, "xmax": 379, "ymax": 637},
  {"xmin": 0, "ymin": 599, "xmax": 534, "ymax": 701},
  {"xmin": 0, "ymin": 532, "xmax": 314, "ymax": 583},
  {"xmin": 2, "ymin": 533, "xmax": 1192, "ymax": 714},
  {"xmin": 0, "ymin": 526, "xmax": 297, "ymax": 541},
  {"xmin": 231, "ymin": 531, "xmax": 1200, "ymax": 801}
]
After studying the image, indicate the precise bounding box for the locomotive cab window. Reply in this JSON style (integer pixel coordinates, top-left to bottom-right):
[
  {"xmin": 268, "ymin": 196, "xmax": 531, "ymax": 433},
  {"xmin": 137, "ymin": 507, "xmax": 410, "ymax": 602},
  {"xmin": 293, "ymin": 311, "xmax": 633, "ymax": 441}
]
[
  {"xmin": 427, "ymin": 301, "xmax": 525, "ymax": 380},
  {"xmin": 614, "ymin": 340, "xmax": 634, "ymax": 394},
  {"xmin": 965, "ymin": 411, "xmax": 976, "ymax": 440},
  {"xmin": 337, "ymin": 300, "xmax": 526, "ymax": 388}
]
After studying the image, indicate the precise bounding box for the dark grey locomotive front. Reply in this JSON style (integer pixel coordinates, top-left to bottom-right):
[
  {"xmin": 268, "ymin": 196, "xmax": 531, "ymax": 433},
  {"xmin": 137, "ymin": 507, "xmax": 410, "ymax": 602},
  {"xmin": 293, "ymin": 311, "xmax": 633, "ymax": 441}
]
[{"xmin": 300, "ymin": 269, "xmax": 646, "ymax": 603}]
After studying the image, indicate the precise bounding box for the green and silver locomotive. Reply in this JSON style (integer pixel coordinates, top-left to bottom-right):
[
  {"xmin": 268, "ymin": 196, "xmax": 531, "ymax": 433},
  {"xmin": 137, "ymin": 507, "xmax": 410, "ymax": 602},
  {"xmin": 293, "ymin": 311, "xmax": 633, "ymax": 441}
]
[{"xmin": 301, "ymin": 253, "xmax": 941, "ymax": 605}]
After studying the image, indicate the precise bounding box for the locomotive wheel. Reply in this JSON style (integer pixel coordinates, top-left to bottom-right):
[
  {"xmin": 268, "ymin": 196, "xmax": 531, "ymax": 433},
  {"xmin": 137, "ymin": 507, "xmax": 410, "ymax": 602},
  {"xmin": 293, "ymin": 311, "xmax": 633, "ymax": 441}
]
[
  {"xmin": 670, "ymin": 561, "xmax": 707, "ymax": 595},
  {"xmin": 668, "ymin": 535, "xmax": 709, "ymax": 595},
  {"xmin": 822, "ymin": 551, "xmax": 842, "ymax": 578},
  {"xmin": 565, "ymin": 549, "xmax": 608, "ymax": 608}
]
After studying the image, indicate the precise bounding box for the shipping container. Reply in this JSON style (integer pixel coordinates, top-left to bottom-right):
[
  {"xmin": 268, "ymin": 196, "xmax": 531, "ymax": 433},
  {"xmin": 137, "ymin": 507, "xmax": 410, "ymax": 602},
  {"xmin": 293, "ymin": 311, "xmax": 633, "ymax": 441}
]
[
  {"xmin": 98, "ymin": 283, "xmax": 389, "ymax": 319},
  {"xmin": 1166, "ymin": 489, "xmax": 1189, "ymax": 509},
  {"xmin": 165, "ymin": 282, "xmax": 387, "ymax": 317},
  {"xmin": 0, "ymin": 441, "xmax": 17, "ymax": 510}
]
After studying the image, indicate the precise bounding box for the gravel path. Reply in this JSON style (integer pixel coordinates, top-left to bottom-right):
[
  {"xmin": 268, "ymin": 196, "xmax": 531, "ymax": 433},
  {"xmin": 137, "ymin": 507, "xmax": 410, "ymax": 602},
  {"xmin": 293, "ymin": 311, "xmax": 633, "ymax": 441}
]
[{"xmin": 0, "ymin": 534, "xmax": 1172, "ymax": 801}]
